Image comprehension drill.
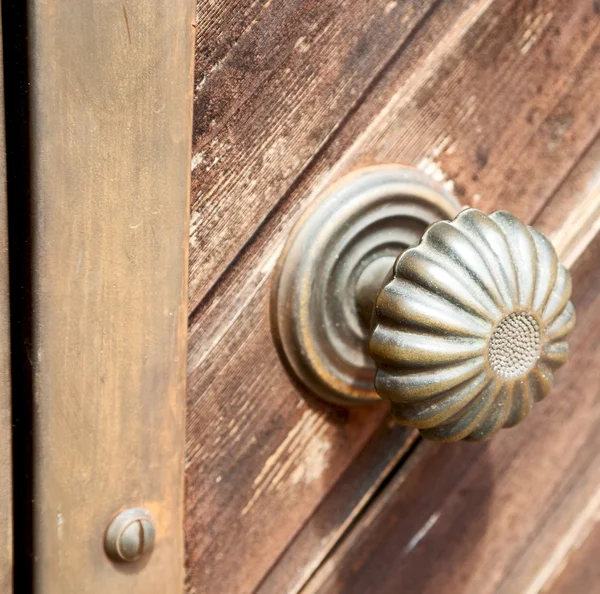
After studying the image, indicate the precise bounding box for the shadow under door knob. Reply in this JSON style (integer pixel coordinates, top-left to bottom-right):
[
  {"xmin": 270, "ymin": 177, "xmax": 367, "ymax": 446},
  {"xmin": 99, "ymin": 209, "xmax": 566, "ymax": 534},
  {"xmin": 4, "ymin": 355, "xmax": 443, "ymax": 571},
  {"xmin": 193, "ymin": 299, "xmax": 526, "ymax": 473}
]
[{"xmin": 271, "ymin": 165, "xmax": 575, "ymax": 442}]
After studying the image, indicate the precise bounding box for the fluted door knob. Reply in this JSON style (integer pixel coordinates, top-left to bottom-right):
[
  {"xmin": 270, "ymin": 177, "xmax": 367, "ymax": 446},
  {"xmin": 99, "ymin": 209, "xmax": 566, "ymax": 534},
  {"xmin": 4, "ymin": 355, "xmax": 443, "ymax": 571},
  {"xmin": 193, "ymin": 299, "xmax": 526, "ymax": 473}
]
[{"xmin": 272, "ymin": 166, "xmax": 575, "ymax": 442}]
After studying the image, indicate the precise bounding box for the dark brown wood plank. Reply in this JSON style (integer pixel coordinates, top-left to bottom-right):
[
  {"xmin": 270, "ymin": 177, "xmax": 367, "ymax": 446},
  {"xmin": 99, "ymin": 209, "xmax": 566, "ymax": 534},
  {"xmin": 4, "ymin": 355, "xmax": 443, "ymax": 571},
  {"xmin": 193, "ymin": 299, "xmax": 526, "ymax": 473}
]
[
  {"xmin": 189, "ymin": 0, "xmax": 441, "ymax": 312},
  {"xmin": 187, "ymin": 0, "xmax": 600, "ymax": 386},
  {"xmin": 302, "ymin": 230, "xmax": 600, "ymax": 594},
  {"xmin": 189, "ymin": 0, "xmax": 600, "ymax": 314},
  {"xmin": 0, "ymin": 5, "xmax": 11, "ymax": 590},
  {"xmin": 495, "ymin": 453, "xmax": 600, "ymax": 594},
  {"xmin": 27, "ymin": 1, "xmax": 195, "ymax": 591},
  {"xmin": 185, "ymin": 1, "xmax": 600, "ymax": 592}
]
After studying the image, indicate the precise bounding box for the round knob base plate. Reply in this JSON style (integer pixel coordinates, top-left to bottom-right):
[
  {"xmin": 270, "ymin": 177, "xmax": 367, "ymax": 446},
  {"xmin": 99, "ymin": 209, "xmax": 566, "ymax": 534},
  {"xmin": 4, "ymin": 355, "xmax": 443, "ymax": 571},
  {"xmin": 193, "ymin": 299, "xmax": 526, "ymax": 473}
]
[{"xmin": 271, "ymin": 165, "xmax": 460, "ymax": 406}]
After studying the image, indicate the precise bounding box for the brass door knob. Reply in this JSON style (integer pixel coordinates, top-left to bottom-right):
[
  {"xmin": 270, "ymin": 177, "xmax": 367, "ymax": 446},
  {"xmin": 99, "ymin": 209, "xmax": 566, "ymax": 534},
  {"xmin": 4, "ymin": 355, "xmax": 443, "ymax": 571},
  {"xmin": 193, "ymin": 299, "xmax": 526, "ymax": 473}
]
[{"xmin": 272, "ymin": 166, "xmax": 575, "ymax": 442}]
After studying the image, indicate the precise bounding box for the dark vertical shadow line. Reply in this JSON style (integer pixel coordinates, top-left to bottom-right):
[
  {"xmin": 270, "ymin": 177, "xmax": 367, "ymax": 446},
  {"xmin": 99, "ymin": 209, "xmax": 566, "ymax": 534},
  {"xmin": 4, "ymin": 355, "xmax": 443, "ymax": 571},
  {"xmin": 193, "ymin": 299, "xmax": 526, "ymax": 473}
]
[{"xmin": 1, "ymin": 0, "xmax": 34, "ymax": 592}]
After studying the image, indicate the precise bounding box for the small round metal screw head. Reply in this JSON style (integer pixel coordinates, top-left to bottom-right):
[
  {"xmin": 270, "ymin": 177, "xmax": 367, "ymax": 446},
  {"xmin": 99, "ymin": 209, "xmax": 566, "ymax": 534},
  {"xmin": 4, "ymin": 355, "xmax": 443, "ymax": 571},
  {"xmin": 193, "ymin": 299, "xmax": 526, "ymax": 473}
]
[{"xmin": 104, "ymin": 507, "xmax": 156, "ymax": 563}]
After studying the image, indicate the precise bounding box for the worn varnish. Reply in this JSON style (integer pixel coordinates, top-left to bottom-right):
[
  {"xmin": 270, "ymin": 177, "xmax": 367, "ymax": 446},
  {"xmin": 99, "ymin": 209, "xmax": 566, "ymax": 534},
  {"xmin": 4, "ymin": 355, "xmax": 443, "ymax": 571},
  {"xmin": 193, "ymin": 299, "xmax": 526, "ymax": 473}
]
[
  {"xmin": 186, "ymin": 0, "xmax": 600, "ymax": 592},
  {"xmin": 189, "ymin": 0, "xmax": 439, "ymax": 310},
  {"xmin": 255, "ymin": 423, "xmax": 418, "ymax": 594}
]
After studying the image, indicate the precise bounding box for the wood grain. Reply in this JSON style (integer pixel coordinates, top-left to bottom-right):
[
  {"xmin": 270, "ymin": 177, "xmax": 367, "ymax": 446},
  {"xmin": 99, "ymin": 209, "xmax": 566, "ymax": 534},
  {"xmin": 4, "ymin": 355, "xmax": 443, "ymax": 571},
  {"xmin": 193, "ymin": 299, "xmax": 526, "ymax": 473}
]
[
  {"xmin": 185, "ymin": 1, "xmax": 600, "ymax": 592},
  {"xmin": 0, "ymin": 5, "xmax": 12, "ymax": 591},
  {"xmin": 544, "ymin": 519, "xmax": 600, "ymax": 594},
  {"xmin": 188, "ymin": 0, "xmax": 600, "ymax": 314},
  {"xmin": 256, "ymin": 128, "xmax": 600, "ymax": 594},
  {"xmin": 537, "ymin": 133, "xmax": 600, "ymax": 269},
  {"xmin": 255, "ymin": 422, "xmax": 418, "ymax": 594},
  {"xmin": 301, "ymin": 189, "xmax": 600, "ymax": 594},
  {"xmin": 27, "ymin": 1, "xmax": 194, "ymax": 591},
  {"xmin": 189, "ymin": 0, "xmax": 440, "ymax": 312}
]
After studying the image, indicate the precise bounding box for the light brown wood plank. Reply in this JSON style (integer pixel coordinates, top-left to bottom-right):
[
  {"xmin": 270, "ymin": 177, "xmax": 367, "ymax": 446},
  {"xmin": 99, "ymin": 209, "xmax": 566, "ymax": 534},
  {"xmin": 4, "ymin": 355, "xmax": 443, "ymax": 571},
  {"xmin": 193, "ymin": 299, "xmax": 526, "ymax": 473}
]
[
  {"xmin": 255, "ymin": 422, "xmax": 418, "ymax": 594},
  {"xmin": 0, "ymin": 4, "xmax": 11, "ymax": 590},
  {"xmin": 537, "ymin": 132, "xmax": 600, "ymax": 269},
  {"xmin": 27, "ymin": 1, "xmax": 195, "ymax": 591},
  {"xmin": 544, "ymin": 519, "xmax": 600, "ymax": 594},
  {"xmin": 186, "ymin": 2, "xmax": 600, "ymax": 592},
  {"xmin": 301, "ymin": 224, "xmax": 600, "ymax": 594}
]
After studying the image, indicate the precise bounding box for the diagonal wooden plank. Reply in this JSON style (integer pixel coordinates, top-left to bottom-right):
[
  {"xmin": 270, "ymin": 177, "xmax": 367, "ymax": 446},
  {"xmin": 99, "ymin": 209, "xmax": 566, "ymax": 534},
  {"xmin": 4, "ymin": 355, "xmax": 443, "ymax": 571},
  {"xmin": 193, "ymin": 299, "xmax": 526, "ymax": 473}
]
[
  {"xmin": 188, "ymin": 0, "xmax": 600, "ymax": 316},
  {"xmin": 189, "ymin": 0, "xmax": 442, "ymax": 312},
  {"xmin": 543, "ymin": 514, "xmax": 600, "ymax": 594},
  {"xmin": 536, "ymin": 131, "xmax": 600, "ymax": 269},
  {"xmin": 255, "ymin": 422, "xmax": 418, "ymax": 594},
  {"xmin": 300, "ymin": 153, "xmax": 600, "ymax": 594},
  {"xmin": 256, "ymin": 132, "xmax": 600, "ymax": 594},
  {"xmin": 185, "ymin": 1, "xmax": 600, "ymax": 592}
]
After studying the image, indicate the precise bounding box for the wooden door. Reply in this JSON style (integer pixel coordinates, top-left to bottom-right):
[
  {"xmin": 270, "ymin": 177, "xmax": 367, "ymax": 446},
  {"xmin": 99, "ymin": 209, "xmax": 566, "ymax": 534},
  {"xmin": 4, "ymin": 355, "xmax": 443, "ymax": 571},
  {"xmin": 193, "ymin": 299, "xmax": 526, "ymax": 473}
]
[
  {"xmin": 185, "ymin": 1, "xmax": 600, "ymax": 593},
  {"xmin": 3, "ymin": 1, "xmax": 599, "ymax": 592}
]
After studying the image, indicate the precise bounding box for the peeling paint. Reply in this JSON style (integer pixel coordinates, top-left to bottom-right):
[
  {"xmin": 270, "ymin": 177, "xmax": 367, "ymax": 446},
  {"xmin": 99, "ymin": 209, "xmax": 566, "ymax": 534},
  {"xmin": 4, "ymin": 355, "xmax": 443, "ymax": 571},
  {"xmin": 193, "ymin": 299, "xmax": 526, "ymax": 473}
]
[
  {"xmin": 404, "ymin": 511, "xmax": 441, "ymax": 553},
  {"xmin": 417, "ymin": 155, "xmax": 455, "ymax": 193},
  {"xmin": 384, "ymin": 1, "xmax": 398, "ymax": 15},
  {"xmin": 241, "ymin": 410, "xmax": 331, "ymax": 516},
  {"xmin": 191, "ymin": 152, "xmax": 204, "ymax": 172},
  {"xmin": 294, "ymin": 36, "xmax": 310, "ymax": 53},
  {"xmin": 520, "ymin": 11, "xmax": 553, "ymax": 55},
  {"xmin": 288, "ymin": 431, "xmax": 331, "ymax": 486}
]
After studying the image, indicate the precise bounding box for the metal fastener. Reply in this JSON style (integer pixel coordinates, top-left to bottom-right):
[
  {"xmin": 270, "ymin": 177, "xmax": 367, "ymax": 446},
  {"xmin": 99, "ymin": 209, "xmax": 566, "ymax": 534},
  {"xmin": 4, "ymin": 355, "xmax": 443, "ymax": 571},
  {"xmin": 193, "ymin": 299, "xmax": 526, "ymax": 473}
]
[{"xmin": 104, "ymin": 507, "xmax": 156, "ymax": 563}]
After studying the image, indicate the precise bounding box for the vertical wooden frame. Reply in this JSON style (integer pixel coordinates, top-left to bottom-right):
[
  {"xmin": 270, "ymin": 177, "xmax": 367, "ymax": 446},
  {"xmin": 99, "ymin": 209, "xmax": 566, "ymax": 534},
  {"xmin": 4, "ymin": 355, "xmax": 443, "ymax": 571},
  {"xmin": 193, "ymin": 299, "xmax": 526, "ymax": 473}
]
[
  {"xmin": 0, "ymin": 4, "xmax": 12, "ymax": 590},
  {"xmin": 26, "ymin": 1, "xmax": 194, "ymax": 591}
]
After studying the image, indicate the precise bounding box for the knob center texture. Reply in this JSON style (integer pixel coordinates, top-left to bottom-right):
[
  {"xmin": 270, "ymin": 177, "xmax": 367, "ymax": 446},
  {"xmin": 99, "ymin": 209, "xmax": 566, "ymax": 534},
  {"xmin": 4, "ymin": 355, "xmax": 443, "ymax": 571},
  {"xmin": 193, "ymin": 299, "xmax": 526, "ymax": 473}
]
[{"xmin": 487, "ymin": 312, "xmax": 541, "ymax": 379}]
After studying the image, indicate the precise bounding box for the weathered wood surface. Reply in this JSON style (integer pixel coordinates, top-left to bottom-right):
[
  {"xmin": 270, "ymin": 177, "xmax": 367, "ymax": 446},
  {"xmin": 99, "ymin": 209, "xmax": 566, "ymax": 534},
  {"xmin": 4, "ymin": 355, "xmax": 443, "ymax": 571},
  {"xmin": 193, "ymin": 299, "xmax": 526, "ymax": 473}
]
[
  {"xmin": 189, "ymin": 0, "xmax": 600, "ymax": 314},
  {"xmin": 258, "ymin": 130, "xmax": 600, "ymax": 594},
  {"xmin": 186, "ymin": 0, "xmax": 600, "ymax": 592},
  {"xmin": 27, "ymin": 1, "xmax": 195, "ymax": 592},
  {"xmin": 545, "ymin": 520, "xmax": 600, "ymax": 594},
  {"xmin": 300, "ymin": 137, "xmax": 600, "ymax": 593},
  {"xmin": 256, "ymin": 422, "xmax": 418, "ymax": 594},
  {"xmin": 537, "ymin": 134, "xmax": 600, "ymax": 269},
  {"xmin": 189, "ymin": 0, "xmax": 440, "ymax": 312},
  {"xmin": 302, "ymin": 224, "xmax": 600, "ymax": 594}
]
